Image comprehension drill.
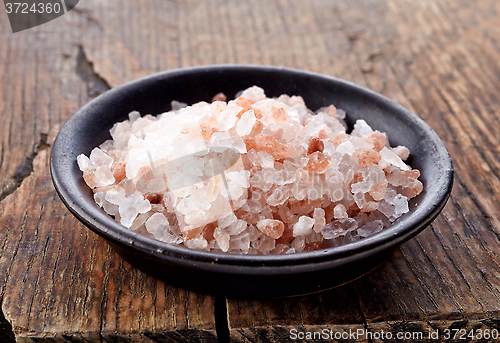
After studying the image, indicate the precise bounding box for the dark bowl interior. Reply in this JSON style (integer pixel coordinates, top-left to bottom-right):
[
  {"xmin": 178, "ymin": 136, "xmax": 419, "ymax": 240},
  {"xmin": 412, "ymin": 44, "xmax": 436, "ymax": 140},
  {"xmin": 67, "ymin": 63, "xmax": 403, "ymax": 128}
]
[{"xmin": 50, "ymin": 65, "xmax": 453, "ymax": 298}]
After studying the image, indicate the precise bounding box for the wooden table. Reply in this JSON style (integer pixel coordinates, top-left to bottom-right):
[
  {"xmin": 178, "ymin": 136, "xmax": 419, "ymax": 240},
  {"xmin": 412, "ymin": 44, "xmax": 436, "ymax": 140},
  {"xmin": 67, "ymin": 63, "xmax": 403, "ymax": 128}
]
[{"xmin": 1, "ymin": 0, "xmax": 500, "ymax": 342}]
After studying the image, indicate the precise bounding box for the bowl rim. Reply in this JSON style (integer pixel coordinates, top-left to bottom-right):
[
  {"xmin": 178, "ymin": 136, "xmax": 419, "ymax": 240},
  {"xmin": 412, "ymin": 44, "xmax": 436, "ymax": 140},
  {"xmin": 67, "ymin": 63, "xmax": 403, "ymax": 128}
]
[{"xmin": 50, "ymin": 64, "xmax": 454, "ymax": 268}]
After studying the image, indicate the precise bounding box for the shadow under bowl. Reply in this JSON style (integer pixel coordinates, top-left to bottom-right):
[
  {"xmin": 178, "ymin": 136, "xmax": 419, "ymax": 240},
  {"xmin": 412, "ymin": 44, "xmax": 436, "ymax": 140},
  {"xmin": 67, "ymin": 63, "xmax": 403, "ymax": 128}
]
[{"xmin": 50, "ymin": 65, "xmax": 453, "ymax": 298}]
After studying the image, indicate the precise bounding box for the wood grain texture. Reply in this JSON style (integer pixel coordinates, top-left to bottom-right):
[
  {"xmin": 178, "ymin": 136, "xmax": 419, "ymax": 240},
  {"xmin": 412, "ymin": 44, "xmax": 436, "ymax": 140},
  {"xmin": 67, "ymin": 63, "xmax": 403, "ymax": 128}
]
[{"xmin": 0, "ymin": 0, "xmax": 500, "ymax": 342}]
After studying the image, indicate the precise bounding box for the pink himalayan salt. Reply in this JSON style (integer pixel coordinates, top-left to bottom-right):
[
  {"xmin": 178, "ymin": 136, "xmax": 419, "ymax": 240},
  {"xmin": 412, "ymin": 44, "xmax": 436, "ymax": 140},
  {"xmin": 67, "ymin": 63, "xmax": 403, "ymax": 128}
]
[{"xmin": 77, "ymin": 85, "xmax": 423, "ymax": 254}]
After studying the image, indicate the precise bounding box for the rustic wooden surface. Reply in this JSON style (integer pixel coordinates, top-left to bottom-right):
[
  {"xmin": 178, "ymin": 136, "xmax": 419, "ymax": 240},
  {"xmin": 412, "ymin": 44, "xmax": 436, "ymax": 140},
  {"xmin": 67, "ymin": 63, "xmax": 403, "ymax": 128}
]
[{"xmin": 1, "ymin": 0, "xmax": 500, "ymax": 342}]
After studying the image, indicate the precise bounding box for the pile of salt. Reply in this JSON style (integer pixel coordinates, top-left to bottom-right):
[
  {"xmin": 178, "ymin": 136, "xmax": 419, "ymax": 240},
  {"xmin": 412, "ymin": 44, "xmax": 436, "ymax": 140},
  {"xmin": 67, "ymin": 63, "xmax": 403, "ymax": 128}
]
[{"xmin": 78, "ymin": 86, "xmax": 423, "ymax": 254}]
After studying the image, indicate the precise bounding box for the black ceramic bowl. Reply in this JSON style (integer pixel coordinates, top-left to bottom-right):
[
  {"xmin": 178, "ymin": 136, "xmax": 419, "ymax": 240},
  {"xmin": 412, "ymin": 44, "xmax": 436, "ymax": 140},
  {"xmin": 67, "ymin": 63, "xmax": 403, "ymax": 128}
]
[{"xmin": 50, "ymin": 65, "xmax": 453, "ymax": 298}]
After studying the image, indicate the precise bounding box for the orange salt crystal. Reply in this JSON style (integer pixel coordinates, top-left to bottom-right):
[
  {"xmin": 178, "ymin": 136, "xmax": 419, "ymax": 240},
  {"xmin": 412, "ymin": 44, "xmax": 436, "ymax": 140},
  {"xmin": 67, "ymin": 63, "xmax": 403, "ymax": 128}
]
[
  {"xmin": 271, "ymin": 106, "xmax": 290, "ymax": 123},
  {"xmin": 233, "ymin": 97, "xmax": 262, "ymax": 119},
  {"xmin": 83, "ymin": 169, "xmax": 96, "ymax": 188},
  {"xmin": 364, "ymin": 131, "xmax": 387, "ymax": 151},
  {"xmin": 332, "ymin": 132, "xmax": 347, "ymax": 148},
  {"xmin": 323, "ymin": 104, "xmax": 337, "ymax": 117},
  {"xmin": 251, "ymin": 134, "xmax": 294, "ymax": 160},
  {"xmin": 111, "ymin": 161, "xmax": 127, "ymax": 182},
  {"xmin": 401, "ymin": 169, "xmax": 420, "ymax": 179},
  {"xmin": 198, "ymin": 114, "xmax": 219, "ymax": 140},
  {"xmin": 360, "ymin": 201, "xmax": 378, "ymax": 213},
  {"xmin": 353, "ymin": 148, "xmax": 381, "ymax": 168},
  {"xmin": 256, "ymin": 219, "xmax": 285, "ymax": 239},
  {"xmin": 183, "ymin": 226, "xmax": 204, "ymax": 243},
  {"xmin": 369, "ymin": 181, "xmax": 387, "ymax": 201},
  {"xmin": 305, "ymin": 151, "xmax": 331, "ymax": 174},
  {"xmin": 307, "ymin": 137, "xmax": 324, "ymax": 154}
]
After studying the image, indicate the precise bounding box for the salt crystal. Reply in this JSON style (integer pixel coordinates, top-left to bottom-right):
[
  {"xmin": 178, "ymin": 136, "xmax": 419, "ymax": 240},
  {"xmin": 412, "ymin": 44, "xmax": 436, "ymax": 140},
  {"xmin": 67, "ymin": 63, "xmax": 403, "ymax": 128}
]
[
  {"xmin": 218, "ymin": 213, "xmax": 237, "ymax": 229},
  {"xmin": 357, "ymin": 220, "xmax": 384, "ymax": 237},
  {"xmin": 333, "ymin": 204, "xmax": 348, "ymax": 219},
  {"xmin": 214, "ymin": 228, "xmax": 231, "ymax": 252},
  {"xmin": 293, "ymin": 216, "xmax": 315, "ymax": 236},
  {"xmin": 236, "ymin": 110, "xmax": 256, "ymax": 136},
  {"xmin": 256, "ymin": 219, "xmax": 285, "ymax": 239},
  {"xmin": 352, "ymin": 120, "xmax": 373, "ymax": 137},
  {"xmin": 312, "ymin": 208, "xmax": 326, "ymax": 233},
  {"xmin": 336, "ymin": 140, "xmax": 355, "ymax": 155},
  {"xmin": 77, "ymin": 154, "xmax": 92, "ymax": 171},
  {"xmin": 94, "ymin": 166, "xmax": 116, "ymax": 187},
  {"xmin": 90, "ymin": 148, "xmax": 114, "ymax": 167},
  {"xmin": 321, "ymin": 218, "xmax": 358, "ymax": 239},
  {"xmin": 380, "ymin": 147, "xmax": 410, "ymax": 171}
]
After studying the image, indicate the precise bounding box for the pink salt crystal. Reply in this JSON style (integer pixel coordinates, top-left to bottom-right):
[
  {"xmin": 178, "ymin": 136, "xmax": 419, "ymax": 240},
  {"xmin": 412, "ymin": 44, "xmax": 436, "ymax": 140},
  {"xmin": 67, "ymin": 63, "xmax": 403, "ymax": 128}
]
[
  {"xmin": 312, "ymin": 208, "xmax": 326, "ymax": 233},
  {"xmin": 218, "ymin": 213, "xmax": 237, "ymax": 229},
  {"xmin": 369, "ymin": 181, "xmax": 387, "ymax": 201},
  {"xmin": 254, "ymin": 234, "xmax": 276, "ymax": 253},
  {"xmin": 227, "ymin": 219, "xmax": 248, "ymax": 236},
  {"xmin": 333, "ymin": 204, "xmax": 348, "ymax": 219},
  {"xmin": 256, "ymin": 219, "xmax": 285, "ymax": 239},
  {"xmin": 186, "ymin": 237, "xmax": 209, "ymax": 250},
  {"xmin": 238, "ymin": 86, "xmax": 267, "ymax": 103},
  {"xmin": 293, "ymin": 216, "xmax": 315, "ymax": 236},
  {"xmin": 229, "ymin": 231, "xmax": 251, "ymax": 253},
  {"xmin": 392, "ymin": 146, "xmax": 410, "ymax": 160},
  {"xmin": 214, "ymin": 228, "xmax": 231, "ymax": 252},
  {"xmin": 271, "ymin": 244, "xmax": 291, "ymax": 255},
  {"xmin": 364, "ymin": 131, "xmax": 387, "ymax": 152},
  {"xmin": 360, "ymin": 201, "xmax": 378, "ymax": 213},
  {"xmin": 290, "ymin": 236, "xmax": 306, "ymax": 252}
]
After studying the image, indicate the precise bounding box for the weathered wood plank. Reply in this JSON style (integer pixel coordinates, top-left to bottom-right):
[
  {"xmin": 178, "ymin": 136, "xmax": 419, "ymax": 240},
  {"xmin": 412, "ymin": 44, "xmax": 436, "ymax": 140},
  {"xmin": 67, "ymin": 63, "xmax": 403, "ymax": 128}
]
[{"xmin": 0, "ymin": 3, "xmax": 218, "ymax": 341}]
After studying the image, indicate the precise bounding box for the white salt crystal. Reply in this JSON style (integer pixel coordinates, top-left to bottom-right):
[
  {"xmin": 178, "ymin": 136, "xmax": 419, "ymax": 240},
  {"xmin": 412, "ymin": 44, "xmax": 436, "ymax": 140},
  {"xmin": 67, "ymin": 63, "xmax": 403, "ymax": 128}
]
[
  {"xmin": 352, "ymin": 119, "xmax": 373, "ymax": 138},
  {"xmin": 94, "ymin": 166, "xmax": 115, "ymax": 187},
  {"xmin": 105, "ymin": 188, "xmax": 126, "ymax": 205},
  {"xmin": 89, "ymin": 148, "xmax": 113, "ymax": 167},
  {"xmin": 392, "ymin": 146, "xmax": 410, "ymax": 160},
  {"xmin": 94, "ymin": 192, "xmax": 105, "ymax": 207},
  {"xmin": 336, "ymin": 140, "xmax": 355, "ymax": 155},
  {"xmin": 236, "ymin": 110, "xmax": 256, "ymax": 136},
  {"xmin": 293, "ymin": 216, "xmax": 315, "ymax": 236},
  {"xmin": 258, "ymin": 151, "xmax": 275, "ymax": 169},
  {"xmin": 218, "ymin": 213, "xmax": 237, "ymax": 229},
  {"xmin": 186, "ymin": 237, "xmax": 208, "ymax": 250},
  {"xmin": 217, "ymin": 105, "xmax": 241, "ymax": 131},
  {"xmin": 380, "ymin": 147, "xmax": 411, "ymax": 171},
  {"xmin": 229, "ymin": 231, "xmax": 251, "ymax": 253},
  {"xmin": 239, "ymin": 86, "xmax": 267, "ymax": 103},
  {"xmin": 357, "ymin": 220, "xmax": 384, "ymax": 237},
  {"xmin": 128, "ymin": 111, "xmax": 141, "ymax": 123},
  {"xmin": 321, "ymin": 218, "xmax": 358, "ymax": 239},
  {"xmin": 227, "ymin": 219, "xmax": 248, "ymax": 236},
  {"xmin": 77, "ymin": 154, "xmax": 92, "ymax": 171}
]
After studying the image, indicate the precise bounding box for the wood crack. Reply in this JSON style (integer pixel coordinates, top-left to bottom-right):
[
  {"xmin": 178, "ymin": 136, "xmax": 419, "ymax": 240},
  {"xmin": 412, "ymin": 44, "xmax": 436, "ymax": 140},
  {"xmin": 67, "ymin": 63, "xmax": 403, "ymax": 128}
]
[
  {"xmin": 0, "ymin": 133, "xmax": 50, "ymax": 203},
  {"xmin": 76, "ymin": 44, "xmax": 112, "ymax": 97}
]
